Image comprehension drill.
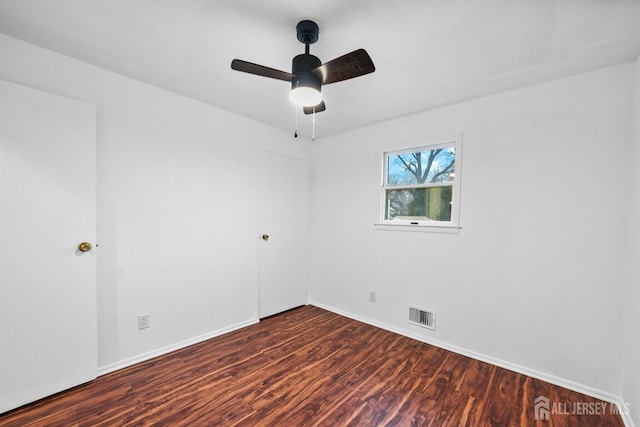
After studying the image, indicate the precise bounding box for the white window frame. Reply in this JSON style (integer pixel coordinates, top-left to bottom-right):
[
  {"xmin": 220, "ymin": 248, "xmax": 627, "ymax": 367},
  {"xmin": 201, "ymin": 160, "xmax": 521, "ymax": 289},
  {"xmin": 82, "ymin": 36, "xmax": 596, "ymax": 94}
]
[{"xmin": 376, "ymin": 134, "xmax": 463, "ymax": 233}]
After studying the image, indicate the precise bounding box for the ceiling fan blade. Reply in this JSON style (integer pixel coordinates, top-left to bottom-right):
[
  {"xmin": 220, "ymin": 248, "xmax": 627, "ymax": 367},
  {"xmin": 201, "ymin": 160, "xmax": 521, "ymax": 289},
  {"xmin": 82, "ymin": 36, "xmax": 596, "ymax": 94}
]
[
  {"xmin": 303, "ymin": 101, "xmax": 326, "ymax": 115},
  {"xmin": 312, "ymin": 49, "xmax": 375, "ymax": 85},
  {"xmin": 231, "ymin": 59, "xmax": 293, "ymax": 82}
]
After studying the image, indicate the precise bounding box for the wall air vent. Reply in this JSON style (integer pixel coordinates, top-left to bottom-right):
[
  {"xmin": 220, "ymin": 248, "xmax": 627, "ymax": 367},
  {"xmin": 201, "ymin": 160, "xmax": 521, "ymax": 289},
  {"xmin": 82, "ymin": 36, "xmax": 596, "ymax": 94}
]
[{"xmin": 408, "ymin": 306, "xmax": 436, "ymax": 330}]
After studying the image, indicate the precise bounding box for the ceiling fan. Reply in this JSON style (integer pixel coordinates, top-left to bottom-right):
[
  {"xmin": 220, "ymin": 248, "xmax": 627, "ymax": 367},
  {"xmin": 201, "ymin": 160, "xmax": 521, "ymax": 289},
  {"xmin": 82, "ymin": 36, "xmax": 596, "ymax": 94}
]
[{"xmin": 231, "ymin": 20, "xmax": 375, "ymax": 115}]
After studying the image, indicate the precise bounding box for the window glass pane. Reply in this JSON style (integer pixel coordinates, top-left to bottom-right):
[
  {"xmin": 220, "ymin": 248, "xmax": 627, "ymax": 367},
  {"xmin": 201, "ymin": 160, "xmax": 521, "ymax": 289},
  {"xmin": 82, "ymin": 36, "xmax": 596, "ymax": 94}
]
[
  {"xmin": 387, "ymin": 147, "xmax": 455, "ymax": 185},
  {"xmin": 385, "ymin": 186, "xmax": 453, "ymax": 221}
]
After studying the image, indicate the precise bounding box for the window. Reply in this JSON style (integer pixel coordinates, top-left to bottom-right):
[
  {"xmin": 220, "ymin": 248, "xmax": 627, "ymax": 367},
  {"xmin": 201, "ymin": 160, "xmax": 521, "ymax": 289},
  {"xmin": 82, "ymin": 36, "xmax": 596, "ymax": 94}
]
[{"xmin": 379, "ymin": 136, "xmax": 462, "ymax": 230}]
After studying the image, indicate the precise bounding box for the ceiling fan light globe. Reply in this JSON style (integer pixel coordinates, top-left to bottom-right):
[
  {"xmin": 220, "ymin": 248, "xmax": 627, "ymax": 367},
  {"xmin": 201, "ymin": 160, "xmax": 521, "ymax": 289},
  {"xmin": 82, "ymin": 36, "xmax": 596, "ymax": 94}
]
[{"xmin": 290, "ymin": 87, "xmax": 322, "ymax": 107}]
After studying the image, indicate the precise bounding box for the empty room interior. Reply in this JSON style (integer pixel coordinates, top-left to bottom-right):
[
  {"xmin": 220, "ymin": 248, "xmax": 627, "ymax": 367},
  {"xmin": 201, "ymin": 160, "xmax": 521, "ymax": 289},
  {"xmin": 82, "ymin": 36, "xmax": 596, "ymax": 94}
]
[{"xmin": 1, "ymin": 1, "xmax": 639, "ymax": 426}]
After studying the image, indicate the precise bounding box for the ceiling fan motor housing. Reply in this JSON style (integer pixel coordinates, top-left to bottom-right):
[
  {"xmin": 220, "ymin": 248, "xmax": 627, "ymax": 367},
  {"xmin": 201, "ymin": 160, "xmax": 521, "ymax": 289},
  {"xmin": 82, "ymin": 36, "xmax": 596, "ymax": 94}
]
[{"xmin": 291, "ymin": 53, "xmax": 322, "ymax": 93}]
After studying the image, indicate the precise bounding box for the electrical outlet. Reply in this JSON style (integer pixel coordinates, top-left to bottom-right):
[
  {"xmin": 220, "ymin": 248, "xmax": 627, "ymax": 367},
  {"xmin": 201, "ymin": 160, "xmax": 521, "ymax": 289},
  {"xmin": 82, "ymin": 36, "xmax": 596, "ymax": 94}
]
[
  {"xmin": 138, "ymin": 314, "xmax": 150, "ymax": 330},
  {"xmin": 369, "ymin": 290, "xmax": 377, "ymax": 303}
]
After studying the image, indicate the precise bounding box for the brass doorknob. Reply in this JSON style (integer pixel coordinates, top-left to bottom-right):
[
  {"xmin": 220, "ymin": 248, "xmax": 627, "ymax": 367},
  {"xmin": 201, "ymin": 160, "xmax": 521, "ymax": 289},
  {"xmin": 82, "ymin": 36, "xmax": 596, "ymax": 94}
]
[
  {"xmin": 261, "ymin": 234, "xmax": 269, "ymax": 241},
  {"xmin": 77, "ymin": 242, "xmax": 92, "ymax": 252}
]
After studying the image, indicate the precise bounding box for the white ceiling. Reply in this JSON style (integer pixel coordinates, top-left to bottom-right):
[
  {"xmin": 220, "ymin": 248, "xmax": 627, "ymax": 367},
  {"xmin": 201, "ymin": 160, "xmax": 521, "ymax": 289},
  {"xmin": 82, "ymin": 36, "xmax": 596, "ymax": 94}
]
[{"xmin": 1, "ymin": 0, "xmax": 639, "ymax": 138}]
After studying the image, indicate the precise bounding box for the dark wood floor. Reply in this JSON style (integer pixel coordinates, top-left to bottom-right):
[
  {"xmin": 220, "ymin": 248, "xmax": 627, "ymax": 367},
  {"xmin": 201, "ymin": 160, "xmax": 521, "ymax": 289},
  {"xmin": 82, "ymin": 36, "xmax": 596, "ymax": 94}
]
[{"xmin": 0, "ymin": 305, "xmax": 624, "ymax": 426}]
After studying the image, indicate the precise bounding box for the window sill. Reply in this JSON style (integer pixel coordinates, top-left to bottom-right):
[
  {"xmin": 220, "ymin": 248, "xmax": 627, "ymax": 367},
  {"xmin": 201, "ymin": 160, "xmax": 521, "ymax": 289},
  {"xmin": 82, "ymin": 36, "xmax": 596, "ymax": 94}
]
[{"xmin": 374, "ymin": 222, "xmax": 462, "ymax": 234}]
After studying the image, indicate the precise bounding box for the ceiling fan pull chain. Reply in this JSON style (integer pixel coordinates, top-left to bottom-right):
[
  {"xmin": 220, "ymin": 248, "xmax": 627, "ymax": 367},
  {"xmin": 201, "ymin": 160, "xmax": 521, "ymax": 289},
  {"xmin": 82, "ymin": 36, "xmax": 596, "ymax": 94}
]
[
  {"xmin": 312, "ymin": 107, "xmax": 316, "ymax": 141},
  {"xmin": 294, "ymin": 107, "xmax": 298, "ymax": 138}
]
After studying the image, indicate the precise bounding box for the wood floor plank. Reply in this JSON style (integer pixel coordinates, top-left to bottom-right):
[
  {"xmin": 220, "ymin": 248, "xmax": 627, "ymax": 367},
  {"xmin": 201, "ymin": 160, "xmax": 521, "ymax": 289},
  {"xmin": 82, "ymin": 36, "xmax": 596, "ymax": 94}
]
[{"xmin": 0, "ymin": 306, "xmax": 624, "ymax": 427}]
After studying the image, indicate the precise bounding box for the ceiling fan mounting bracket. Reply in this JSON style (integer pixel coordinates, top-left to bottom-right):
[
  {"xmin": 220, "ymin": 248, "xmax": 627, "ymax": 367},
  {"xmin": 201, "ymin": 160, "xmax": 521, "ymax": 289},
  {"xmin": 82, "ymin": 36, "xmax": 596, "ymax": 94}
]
[{"xmin": 296, "ymin": 20, "xmax": 319, "ymax": 45}]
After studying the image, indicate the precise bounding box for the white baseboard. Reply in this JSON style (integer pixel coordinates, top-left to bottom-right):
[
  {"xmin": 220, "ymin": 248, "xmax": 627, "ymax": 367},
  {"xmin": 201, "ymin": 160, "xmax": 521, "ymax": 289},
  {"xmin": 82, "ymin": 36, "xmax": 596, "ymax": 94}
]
[
  {"xmin": 310, "ymin": 301, "xmax": 635, "ymax": 427},
  {"xmin": 97, "ymin": 317, "xmax": 259, "ymax": 377}
]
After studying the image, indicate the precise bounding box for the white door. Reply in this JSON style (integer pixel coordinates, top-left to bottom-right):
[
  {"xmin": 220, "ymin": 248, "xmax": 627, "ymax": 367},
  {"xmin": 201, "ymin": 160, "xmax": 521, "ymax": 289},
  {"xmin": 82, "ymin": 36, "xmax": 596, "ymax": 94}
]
[
  {"xmin": 258, "ymin": 152, "xmax": 309, "ymax": 318},
  {"xmin": 0, "ymin": 80, "xmax": 97, "ymax": 413}
]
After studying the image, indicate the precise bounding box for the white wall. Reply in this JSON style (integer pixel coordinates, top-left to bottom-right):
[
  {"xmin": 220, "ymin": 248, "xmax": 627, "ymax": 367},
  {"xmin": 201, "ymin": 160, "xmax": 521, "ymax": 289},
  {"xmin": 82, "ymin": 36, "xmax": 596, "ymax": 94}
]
[
  {"xmin": 621, "ymin": 57, "xmax": 640, "ymax": 426},
  {"xmin": 310, "ymin": 64, "xmax": 634, "ymax": 401},
  {"xmin": 0, "ymin": 33, "xmax": 311, "ymax": 370}
]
